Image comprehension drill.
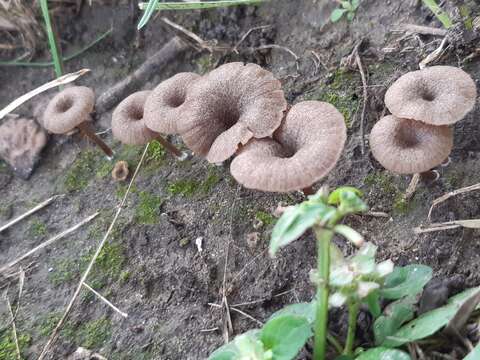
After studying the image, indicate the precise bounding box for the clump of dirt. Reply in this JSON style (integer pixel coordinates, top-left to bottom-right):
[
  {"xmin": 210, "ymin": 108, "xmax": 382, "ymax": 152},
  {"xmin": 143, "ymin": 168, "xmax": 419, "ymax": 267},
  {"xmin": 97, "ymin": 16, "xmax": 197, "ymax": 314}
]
[{"xmin": 1, "ymin": 1, "xmax": 480, "ymax": 359}]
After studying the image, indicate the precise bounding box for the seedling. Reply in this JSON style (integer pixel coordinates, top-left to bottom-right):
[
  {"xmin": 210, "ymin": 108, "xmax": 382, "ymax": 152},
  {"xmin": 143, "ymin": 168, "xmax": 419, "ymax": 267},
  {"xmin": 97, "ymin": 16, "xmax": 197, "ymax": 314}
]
[{"xmin": 331, "ymin": 0, "xmax": 360, "ymax": 23}]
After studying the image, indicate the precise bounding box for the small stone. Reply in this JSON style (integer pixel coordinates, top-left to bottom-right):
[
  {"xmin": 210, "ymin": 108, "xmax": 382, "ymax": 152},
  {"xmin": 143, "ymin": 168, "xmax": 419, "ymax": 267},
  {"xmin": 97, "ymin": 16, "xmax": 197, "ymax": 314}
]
[{"xmin": 0, "ymin": 118, "xmax": 47, "ymax": 179}]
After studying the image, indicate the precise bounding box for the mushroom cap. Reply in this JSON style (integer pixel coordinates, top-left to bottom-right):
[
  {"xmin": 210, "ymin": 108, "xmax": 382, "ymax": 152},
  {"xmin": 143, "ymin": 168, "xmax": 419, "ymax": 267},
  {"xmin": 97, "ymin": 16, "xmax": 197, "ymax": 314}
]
[
  {"xmin": 143, "ymin": 72, "xmax": 201, "ymax": 134},
  {"xmin": 176, "ymin": 62, "xmax": 287, "ymax": 162},
  {"xmin": 369, "ymin": 115, "xmax": 453, "ymax": 174},
  {"xmin": 43, "ymin": 86, "xmax": 95, "ymax": 134},
  {"xmin": 112, "ymin": 91, "xmax": 158, "ymax": 145},
  {"xmin": 230, "ymin": 101, "xmax": 347, "ymax": 192},
  {"xmin": 385, "ymin": 66, "xmax": 477, "ymax": 125}
]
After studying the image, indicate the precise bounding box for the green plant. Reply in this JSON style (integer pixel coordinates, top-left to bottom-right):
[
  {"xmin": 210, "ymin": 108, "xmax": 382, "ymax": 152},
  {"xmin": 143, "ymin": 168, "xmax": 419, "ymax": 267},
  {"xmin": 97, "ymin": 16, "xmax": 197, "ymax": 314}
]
[
  {"xmin": 0, "ymin": 330, "xmax": 31, "ymax": 360},
  {"xmin": 135, "ymin": 191, "xmax": 163, "ymax": 224},
  {"xmin": 422, "ymin": 0, "xmax": 453, "ymax": 29},
  {"xmin": 39, "ymin": 0, "xmax": 64, "ymax": 77},
  {"xmin": 331, "ymin": 0, "xmax": 360, "ymax": 22},
  {"xmin": 137, "ymin": 0, "xmax": 268, "ymax": 29}
]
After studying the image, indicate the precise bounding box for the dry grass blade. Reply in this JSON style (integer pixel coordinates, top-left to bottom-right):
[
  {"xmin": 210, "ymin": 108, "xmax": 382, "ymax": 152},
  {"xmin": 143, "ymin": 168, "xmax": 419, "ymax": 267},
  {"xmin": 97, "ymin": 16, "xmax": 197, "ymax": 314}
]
[
  {"xmin": 428, "ymin": 183, "xmax": 480, "ymax": 221},
  {"xmin": 38, "ymin": 144, "xmax": 150, "ymax": 360},
  {"xmin": 82, "ymin": 282, "xmax": 128, "ymax": 318},
  {"xmin": 0, "ymin": 195, "xmax": 62, "ymax": 234},
  {"xmin": 0, "ymin": 68, "xmax": 90, "ymax": 120},
  {"xmin": 0, "ymin": 212, "xmax": 99, "ymax": 274},
  {"xmin": 414, "ymin": 219, "xmax": 480, "ymax": 234},
  {"xmin": 6, "ymin": 297, "xmax": 21, "ymax": 360}
]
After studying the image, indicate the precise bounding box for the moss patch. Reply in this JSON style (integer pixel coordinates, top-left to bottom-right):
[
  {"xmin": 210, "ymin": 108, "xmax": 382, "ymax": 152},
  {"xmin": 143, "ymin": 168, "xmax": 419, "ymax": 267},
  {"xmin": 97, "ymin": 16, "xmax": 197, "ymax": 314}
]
[
  {"xmin": 63, "ymin": 150, "xmax": 98, "ymax": 192},
  {"xmin": 199, "ymin": 167, "xmax": 221, "ymax": 194},
  {"xmin": 254, "ymin": 210, "xmax": 275, "ymax": 227},
  {"xmin": 78, "ymin": 317, "xmax": 112, "ymax": 349},
  {"xmin": 169, "ymin": 168, "xmax": 222, "ymax": 198},
  {"xmin": 304, "ymin": 69, "xmax": 360, "ymax": 127},
  {"xmin": 49, "ymin": 242, "xmax": 126, "ymax": 287},
  {"xmin": 168, "ymin": 179, "xmax": 199, "ymax": 197},
  {"xmin": 29, "ymin": 218, "xmax": 48, "ymax": 237},
  {"xmin": 0, "ymin": 330, "xmax": 31, "ymax": 360},
  {"xmin": 196, "ymin": 54, "xmax": 215, "ymax": 74},
  {"xmin": 135, "ymin": 191, "xmax": 163, "ymax": 224}
]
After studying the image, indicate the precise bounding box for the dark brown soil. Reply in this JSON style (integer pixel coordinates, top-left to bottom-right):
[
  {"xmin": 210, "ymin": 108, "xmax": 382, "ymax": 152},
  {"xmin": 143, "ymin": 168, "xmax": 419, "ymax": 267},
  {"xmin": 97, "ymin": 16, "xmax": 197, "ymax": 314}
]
[{"xmin": 1, "ymin": 1, "xmax": 479, "ymax": 359}]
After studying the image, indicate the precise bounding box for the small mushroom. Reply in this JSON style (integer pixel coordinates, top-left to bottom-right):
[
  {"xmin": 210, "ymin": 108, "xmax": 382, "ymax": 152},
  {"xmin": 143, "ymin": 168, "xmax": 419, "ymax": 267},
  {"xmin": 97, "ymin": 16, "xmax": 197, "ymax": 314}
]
[
  {"xmin": 176, "ymin": 62, "xmax": 287, "ymax": 163},
  {"xmin": 111, "ymin": 91, "xmax": 185, "ymax": 158},
  {"xmin": 369, "ymin": 115, "xmax": 453, "ymax": 174},
  {"xmin": 143, "ymin": 72, "xmax": 201, "ymax": 134},
  {"xmin": 385, "ymin": 66, "xmax": 477, "ymax": 125},
  {"xmin": 112, "ymin": 160, "xmax": 129, "ymax": 181},
  {"xmin": 230, "ymin": 101, "xmax": 346, "ymax": 192},
  {"xmin": 43, "ymin": 86, "xmax": 114, "ymax": 157}
]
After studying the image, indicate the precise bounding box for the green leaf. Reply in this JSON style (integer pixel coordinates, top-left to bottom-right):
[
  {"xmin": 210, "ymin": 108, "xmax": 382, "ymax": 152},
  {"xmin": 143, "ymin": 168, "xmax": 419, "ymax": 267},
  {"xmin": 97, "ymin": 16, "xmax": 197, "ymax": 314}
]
[
  {"xmin": 137, "ymin": 0, "xmax": 159, "ymax": 29},
  {"xmin": 269, "ymin": 302, "xmax": 316, "ymax": 325},
  {"xmin": 351, "ymin": 0, "xmax": 360, "ymax": 9},
  {"xmin": 208, "ymin": 330, "xmax": 262, "ymax": 360},
  {"xmin": 346, "ymin": 10, "xmax": 355, "ymax": 21},
  {"xmin": 374, "ymin": 297, "xmax": 416, "ymax": 345},
  {"xmin": 261, "ymin": 315, "xmax": 312, "ymax": 360},
  {"xmin": 355, "ymin": 347, "xmax": 411, "ymax": 360},
  {"xmin": 331, "ymin": 8, "xmax": 347, "ymax": 22},
  {"xmin": 334, "ymin": 224, "xmax": 364, "ymax": 247},
  {"xmin": 269, "ymin": 202, "xmax": 335, "ymax": 257},
  {"xmin": 464, "ymin": 343, "xmax": 480, "ymax": 360},
  {"xmin": 383, "ymin": 287, "xmax": 480, "ymax": 347},
  {"xmin": 421, "ymin": 0, "xmax": 453, "ymax": 29},
  {"xmin": 328, "ymin": 187, "xmax": 363, "ymax": 205},
  {"xmin": 365, "ymin": 290, "xmax": 382, "ymax": 318},
  {"xmin": 381, "ymin": 265, "xmax": 432, "ymax": 300},
  {"xmin": 138, "ymin": 0, "xmax": 267, "ymax": 11},
  {"xmin": 334, "ymin": 189, "xmax": 368, "ymax": 216}
]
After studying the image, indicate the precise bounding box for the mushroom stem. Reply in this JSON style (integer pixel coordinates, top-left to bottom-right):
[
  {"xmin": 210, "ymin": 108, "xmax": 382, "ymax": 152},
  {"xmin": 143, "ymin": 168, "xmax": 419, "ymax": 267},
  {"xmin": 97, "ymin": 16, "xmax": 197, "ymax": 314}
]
[
  {"xmin": 420, "ymin": 170, "xmax": 440, "ymax": 183},
  {"xmin": 77, "ymin": 122, "xmax": 114, "ymax": 158},
  {"xmin": 302, "ymin": 186, "xmax": 315, "ymax": 196},
  {"xmin": 153, "ymin": 134, "xmax": 184, "ymax": 159}
]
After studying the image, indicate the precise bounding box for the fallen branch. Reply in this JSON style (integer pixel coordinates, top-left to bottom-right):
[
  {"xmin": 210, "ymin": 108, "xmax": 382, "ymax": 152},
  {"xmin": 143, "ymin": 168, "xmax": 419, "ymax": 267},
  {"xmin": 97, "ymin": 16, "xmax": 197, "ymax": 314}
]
[
  {"xmin": 95, "ymin": 37, "xmax": 189, "ymax": 114},
  {"xmin": 0, "ymin": 195, "xmax": 62, "ymax": 234}
]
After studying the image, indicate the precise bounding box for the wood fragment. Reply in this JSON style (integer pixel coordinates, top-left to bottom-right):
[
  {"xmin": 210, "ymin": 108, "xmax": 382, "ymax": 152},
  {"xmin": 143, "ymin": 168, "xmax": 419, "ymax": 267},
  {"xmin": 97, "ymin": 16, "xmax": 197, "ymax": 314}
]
[
  {"xmin": 400, "ymin": 24, "xmax": 447, "ymax": 36},
  {"xmin": 95, "ymin": 37, "xmax": 189, "ymax": 114}
]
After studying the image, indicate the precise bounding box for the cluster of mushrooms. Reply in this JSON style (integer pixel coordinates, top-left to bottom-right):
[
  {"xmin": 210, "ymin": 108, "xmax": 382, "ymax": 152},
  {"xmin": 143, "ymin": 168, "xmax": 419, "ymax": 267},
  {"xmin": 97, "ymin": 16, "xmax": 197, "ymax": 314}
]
[
  {"xmin": 43, "ymin": 62, "xmax": 347, "ymax": 193},
  {"xmin": 370, "ymin": 66, "xmax": 477, "ymax": 177}
]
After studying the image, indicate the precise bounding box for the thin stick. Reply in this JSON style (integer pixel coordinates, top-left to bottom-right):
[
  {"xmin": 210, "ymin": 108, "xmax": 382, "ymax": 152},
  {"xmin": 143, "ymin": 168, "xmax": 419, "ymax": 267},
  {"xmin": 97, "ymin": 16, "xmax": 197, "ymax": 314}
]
[
  {"xmin": 233, "ymin": 25, "xmax": 270, "ymax": 53},
  {"xmin": 0, "ymin": 212, "xmax": 99, "ymax": 273},
  {"xmin": 400, "ymin": 24, "xmax": 447, "ymax": 36},
  {"xmin": 0, "ymin": 195, "xmax": 62, "ymax": 234},
  {"xmin": 354, "ymin": 43, "xmax": 368, "ymax": 155},
  {"xmin": 428, "ymin": 183, "xmax": 480, "ymax": 221},
  {"xmin": 208, "ymin": 303, "xmax": 263, "ymax": 326},
  {"xmin": 414, "ymin": 219, "xmax": 480, "ymax": 234},
  {"xmin": 38, "ymin": 144, "xmax": 150, "ymax": 360},
  {"xmin": 6, "ymin": 298, "xmax": 21, "ymax": 360},
  {"xmin": 82, "ymin": 283, "xmax": 128, "ymax": 318},
  {"xmin": 0, "ymin": 69, "xmax": 90, "ymax": 120}
]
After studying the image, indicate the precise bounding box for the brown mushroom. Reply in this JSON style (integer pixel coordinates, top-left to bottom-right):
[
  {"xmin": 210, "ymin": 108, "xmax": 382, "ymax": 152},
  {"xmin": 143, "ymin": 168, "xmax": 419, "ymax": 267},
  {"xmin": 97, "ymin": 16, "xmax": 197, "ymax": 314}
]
[
  {"xmin": 230, "ymin": 101, "xmax": 346, "ymax": 192},
  {"xmin": 111, "ymin": 91, "xmax": 185, "ymax": 158},
  {"xmin": 143, "ymin": 72, "xmax": 201, "ymax": 135},
  {"xmin": 176, "ymin": 62, "xmax": 287, "ymax": 163},
  {"xmin": 369, "ymin": 115, "xmax": 453, "ymax": 174},
  {"xmin": 112, "ymin": 160, "xmax": 129, "ymax": 181},
  {"xmin": 43, "ymin": 86, "xmax": 113, "ymax": 157},
  {"xmin": 384, "ymin": 66, "xmax": 477, "ymax": 125}
]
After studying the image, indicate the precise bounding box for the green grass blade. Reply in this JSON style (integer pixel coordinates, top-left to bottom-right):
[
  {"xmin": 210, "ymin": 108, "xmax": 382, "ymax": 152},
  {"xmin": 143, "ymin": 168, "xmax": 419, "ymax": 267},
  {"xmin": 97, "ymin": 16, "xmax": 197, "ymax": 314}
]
[
  {"xmin": 422, "ymin": 0, "xmax": 453, "ymax": 29},
  {"xmin": 0, "ymin": 28, "xmax": 112, "ymax": 67},
  {"xmin": 39, "ymin": 0, "xmax": 64, "ymax": 77},
  {"xmin": 137, "ymin": 0, "xmax": 160, "ymax": 30},
  {"xmin": 138, "ymin": 0, "xmax": 267, "ymax": 11}
]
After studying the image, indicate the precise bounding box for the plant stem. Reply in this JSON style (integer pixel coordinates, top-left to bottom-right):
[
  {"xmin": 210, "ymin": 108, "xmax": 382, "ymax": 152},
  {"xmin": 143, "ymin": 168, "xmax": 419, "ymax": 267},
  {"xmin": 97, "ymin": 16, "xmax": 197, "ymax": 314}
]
[
  {"xmin": 39, "ymin": 0, "xmax": 64, "ymax": 78},
  {"xmin": 343, "ymin": 300, "xmax": 360, "ymax": 356},
  {"xmin": 313, "ymin": 226, "xmax": 333, "ymax": 360}
]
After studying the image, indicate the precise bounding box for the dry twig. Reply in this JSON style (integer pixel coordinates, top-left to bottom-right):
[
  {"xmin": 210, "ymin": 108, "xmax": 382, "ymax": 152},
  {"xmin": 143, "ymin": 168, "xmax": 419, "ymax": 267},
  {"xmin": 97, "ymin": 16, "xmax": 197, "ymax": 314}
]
[
  {"xmin": 428, "ymin": 183, "xmax": 480, "ymax": 221},
  {"xmin": 6, "ymin": 298, "xmax": 21, "ymax": 360},
  {"xmin": 82, "ymin": 282, "xmax": 128, "ymax": 318}
]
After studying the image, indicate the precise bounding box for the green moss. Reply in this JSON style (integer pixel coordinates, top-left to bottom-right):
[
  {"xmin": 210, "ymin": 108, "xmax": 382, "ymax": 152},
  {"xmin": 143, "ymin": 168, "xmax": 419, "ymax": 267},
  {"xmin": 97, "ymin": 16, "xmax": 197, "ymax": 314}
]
[
  {"xmin": 37, "ymin": 313, "xmax": 75, "ymax": 340},
  {"xmin": 29, "ymin": 218, "xmax": 48, "ymax": 237},
  {"xmin": 135, "ymin": 191, "xmax": 163, "ymax": 224},
  {"xmin": 146, "ymin": 140, "xmax": 166, "ymax": 164},
  {"xmin": 64, "ymin": 150, "xmax": 102, "ymax": 192},
  {"xmin": 168, "ymin": 179, "xmax": 199, "ymax": 197},
  {"xmin": 49, "ymin": 242, "xmax": 126, "ymax": 287},
  {"xmin": 304, "ymin": 69, "xmax": 359, "ymax": 127},
  {"xmin": 199, "ymin": 167, "xmax": 221, "ymax": 194},
  {"xmin": 364, "ymin": 171, "xmax": 397, "ymax": 195},
  {"xmin": 459, "ymin": 5, "xmax": 473, "ymax": 30},
  {"xmin": 196, "ymin": 54, "xmax": 215, "ymax": 75},
  {"xmin": 116, "ymin": 144, "xmax": 144, "ymax": 166},
  {"xmin": 96, "ymin": 161, "xmax": 114, "ymax": 179},
  {"xmin": 255, "ymin": 210, "xmax": 275, "ymax": 226},
  {"xmin": 120, "ymin": 270, "xmax": 131, "ymax": 282},
  {"xmin": 79, "ymin": 317, "xmax": 111, "ymax": 349},
  {"xmin": 0, "ymin": 331, "xmax": 31, "ymax": 360}
]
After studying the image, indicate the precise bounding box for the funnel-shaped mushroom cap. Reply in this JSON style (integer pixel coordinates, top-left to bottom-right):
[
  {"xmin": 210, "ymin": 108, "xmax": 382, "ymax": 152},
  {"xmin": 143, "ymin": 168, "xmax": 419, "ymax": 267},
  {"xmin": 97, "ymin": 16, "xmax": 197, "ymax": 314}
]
[
  {"xmin": 144, "ymin": 72, "xmax": 201, "ymax": 134},
  {"xmin": 177, "ymin": 62, "xmax": 287, "ymax": 162},
  {"xmin": 385, "ymin": 66, "xmax": 477, "ymax": 125},
  {"xmin": 230, "ymin": 101, "xmax": 347, "ymax": 192},
  {"xmin": 43, "ymin": 86, "xmax": 95, "ymax": 134},
  {"xmin": 370, "ymin": 115, "xmax": 453, "ymax": 174},
  {"xmin": 112, "ymin": 91, "xmax": 158, "ymax": 145}
]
